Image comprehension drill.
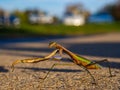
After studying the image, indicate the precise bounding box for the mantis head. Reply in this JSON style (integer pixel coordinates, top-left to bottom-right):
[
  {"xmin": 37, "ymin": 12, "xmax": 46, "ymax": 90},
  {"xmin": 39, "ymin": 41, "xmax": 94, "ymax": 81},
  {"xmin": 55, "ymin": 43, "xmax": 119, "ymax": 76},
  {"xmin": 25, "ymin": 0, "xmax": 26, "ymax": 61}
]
[{"xmin": 49, "ymin": 42, "xmax": 57, "ymax": 48}]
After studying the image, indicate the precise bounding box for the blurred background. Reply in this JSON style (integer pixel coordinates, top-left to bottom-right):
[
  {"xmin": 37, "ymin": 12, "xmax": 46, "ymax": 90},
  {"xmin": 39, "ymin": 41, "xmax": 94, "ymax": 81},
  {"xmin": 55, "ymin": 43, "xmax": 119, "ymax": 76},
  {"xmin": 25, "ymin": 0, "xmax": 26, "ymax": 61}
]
[{"xmin": 0, "ymin": 0, "xmax": 120, "ymax": 37}]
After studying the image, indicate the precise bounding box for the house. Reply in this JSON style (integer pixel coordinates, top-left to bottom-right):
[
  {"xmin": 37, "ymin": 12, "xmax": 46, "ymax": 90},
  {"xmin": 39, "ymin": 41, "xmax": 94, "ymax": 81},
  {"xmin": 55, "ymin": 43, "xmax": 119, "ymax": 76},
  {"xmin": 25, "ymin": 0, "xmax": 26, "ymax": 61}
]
[
  {"xmin": 63, "ymin": 14, "xmax": 85, "ymax": 26},
  {"xmin": 29, "ymin": 14, "xmax": 54, "ymax": 24},
  {"xmin": 87, "ymin": 12, "xmax": 114, "ymax": 23},
  {"xmin": 63, "ymin": 4, "xmax": 86, "ymax": 26},
  {"xmin": 0, "ymin": 13, "xmax": 20, "ymax": 26}
]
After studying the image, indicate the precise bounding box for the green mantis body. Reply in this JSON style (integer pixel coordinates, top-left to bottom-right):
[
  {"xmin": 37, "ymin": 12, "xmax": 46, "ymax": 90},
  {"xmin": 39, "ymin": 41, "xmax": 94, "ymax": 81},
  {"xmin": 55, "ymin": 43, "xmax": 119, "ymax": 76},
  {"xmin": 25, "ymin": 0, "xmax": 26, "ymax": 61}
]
[
  {"xmin": 11, "ymin": 42, "xmax": 113, "ymax": 84},
  {"xmin": 49, "ymin": 42, "xmax": 102, "ymax": 69},
  {"xmin": 48, "ymin": 42, "xmax": 113, "ymax": 84}
]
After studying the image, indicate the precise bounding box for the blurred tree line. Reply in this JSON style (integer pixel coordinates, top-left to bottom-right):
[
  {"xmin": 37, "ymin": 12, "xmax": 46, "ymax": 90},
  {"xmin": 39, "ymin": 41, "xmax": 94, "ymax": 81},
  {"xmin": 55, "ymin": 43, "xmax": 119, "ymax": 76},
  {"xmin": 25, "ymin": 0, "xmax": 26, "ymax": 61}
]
[
  {"xmin": 13, "ymin": 1, "xmax": 120, "ymax": 24},
  {"xmin": 11, "ymin": 9, "xmax": 60, "ymax": 24},
  {"xmin": 0, "ymin": 1, "xmax": 120, "ymax": 25},
  {"xmin": 12, "ymin": 10, "xmax": 28, "ymax": 24},
  {"xmin": 99, "ymin": 1, "xmax": 120, "ymax": 21}
]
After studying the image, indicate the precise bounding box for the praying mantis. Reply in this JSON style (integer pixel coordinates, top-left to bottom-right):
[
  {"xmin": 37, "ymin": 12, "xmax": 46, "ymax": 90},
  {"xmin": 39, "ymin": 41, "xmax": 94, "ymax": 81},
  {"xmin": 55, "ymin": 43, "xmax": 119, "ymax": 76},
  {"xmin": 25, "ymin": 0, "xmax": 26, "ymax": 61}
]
[{"xmin": 11, "ymin": 42, "xmax": 114, "ymax": 84}]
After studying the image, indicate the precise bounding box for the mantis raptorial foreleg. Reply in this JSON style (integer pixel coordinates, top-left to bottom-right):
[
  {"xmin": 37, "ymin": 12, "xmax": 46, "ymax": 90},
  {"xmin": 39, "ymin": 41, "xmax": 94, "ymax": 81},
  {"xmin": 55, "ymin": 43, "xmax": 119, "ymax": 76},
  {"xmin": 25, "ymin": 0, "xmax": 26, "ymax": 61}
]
[
  {"xmin": 11, "ymin": 58, "xmax": 48, "ymax": 72},
  {"xmin": 11, "ymin": 49, "xmax": 59, "ymax": 71}
]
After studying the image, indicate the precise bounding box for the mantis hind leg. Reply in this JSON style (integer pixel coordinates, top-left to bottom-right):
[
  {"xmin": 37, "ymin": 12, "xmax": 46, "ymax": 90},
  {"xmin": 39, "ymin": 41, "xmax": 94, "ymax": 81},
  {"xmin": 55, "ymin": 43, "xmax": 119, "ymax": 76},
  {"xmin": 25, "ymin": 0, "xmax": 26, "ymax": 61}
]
[
  {"xmin": 77, "ymin": 64, "xmax": 96, "ymax": 84},
  {"xmin": 85, "ymin": 59, "xmax": 114, "ymax": 77}
]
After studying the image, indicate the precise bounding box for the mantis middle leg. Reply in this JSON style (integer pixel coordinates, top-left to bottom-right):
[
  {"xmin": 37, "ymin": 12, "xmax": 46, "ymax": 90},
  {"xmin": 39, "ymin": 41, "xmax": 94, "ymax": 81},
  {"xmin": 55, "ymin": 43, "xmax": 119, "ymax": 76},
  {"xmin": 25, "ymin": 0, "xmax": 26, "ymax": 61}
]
[{"xmin": 42, "ymin": 63, "xmax": 96, "ymax": 84}]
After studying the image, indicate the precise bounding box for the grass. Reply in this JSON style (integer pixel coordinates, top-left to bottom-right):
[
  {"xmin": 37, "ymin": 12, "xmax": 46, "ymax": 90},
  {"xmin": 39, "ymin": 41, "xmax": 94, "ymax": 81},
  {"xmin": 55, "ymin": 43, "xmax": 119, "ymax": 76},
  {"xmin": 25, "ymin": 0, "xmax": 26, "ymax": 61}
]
[{"xmin": 0, "ymin": 22, "xmax": 120, "ymax": 37}]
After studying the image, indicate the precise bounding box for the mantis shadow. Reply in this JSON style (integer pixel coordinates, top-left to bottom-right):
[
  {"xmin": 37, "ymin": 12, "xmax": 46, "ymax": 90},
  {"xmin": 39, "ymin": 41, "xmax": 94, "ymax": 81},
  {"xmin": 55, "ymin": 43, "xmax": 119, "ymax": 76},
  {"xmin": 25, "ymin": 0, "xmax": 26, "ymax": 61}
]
[
  {"xmin": 16, "ymin": 67, "xmax": 82, "ymax": 73},
  {"xmin": 0, "ymin": 66, "xmax": 9, "ymax": 72}
]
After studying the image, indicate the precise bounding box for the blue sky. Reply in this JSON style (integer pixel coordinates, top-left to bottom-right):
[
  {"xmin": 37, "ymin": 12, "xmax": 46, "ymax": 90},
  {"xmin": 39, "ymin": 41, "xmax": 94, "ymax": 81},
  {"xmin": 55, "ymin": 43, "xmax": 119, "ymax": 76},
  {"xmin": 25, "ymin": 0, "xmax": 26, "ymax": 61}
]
[{"xmin": 0, "ymin": 0, "xmax": 116, "ymax": 17}]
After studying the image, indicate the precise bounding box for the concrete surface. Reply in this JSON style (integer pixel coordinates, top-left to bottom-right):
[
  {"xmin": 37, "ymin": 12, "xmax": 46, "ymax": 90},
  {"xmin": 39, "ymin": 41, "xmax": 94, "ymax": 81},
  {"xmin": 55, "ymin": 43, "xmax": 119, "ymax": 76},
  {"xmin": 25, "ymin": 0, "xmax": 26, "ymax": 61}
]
[{"xmin": 0, "ymin": 33, "xmax": 120, "ymax": 90}]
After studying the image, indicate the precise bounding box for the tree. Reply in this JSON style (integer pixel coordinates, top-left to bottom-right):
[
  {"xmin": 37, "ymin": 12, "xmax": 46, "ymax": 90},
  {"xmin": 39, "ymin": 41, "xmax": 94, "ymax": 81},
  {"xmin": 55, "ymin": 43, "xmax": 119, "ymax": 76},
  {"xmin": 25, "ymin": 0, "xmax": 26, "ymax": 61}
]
[
  {"xmin": 100, "ymin": 1, "xmax": 120, "ymax": 21},
  {"xmin": 0, "ymin": 9, "xmax": 4, "ymax": 16},
  {"xmin": 64, "ymin": 3, "xmax": 90, "ymax": 20}
]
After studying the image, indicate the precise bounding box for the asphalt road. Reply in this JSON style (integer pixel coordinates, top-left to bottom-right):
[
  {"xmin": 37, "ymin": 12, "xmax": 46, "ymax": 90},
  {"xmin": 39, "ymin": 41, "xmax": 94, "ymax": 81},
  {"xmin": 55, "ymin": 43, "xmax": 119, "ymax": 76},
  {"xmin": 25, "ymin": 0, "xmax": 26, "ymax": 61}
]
[{"xmin": 0, "ymin": 33, "xmax": 120, "ymax": 90}]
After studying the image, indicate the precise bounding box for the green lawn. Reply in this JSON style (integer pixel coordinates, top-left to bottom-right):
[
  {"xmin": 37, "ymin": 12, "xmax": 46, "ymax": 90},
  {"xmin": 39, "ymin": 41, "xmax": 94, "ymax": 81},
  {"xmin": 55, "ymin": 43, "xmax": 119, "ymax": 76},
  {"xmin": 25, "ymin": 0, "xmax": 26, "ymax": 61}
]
[{"xmin": 0, "ymin": 22, "xmax": 120, "ymax": 37}]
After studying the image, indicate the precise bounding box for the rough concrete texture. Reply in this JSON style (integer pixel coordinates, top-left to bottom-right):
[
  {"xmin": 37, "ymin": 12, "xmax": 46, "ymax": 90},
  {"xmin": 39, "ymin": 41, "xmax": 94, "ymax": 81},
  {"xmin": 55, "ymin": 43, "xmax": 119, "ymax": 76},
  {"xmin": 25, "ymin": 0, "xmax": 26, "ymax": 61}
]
[{"xmin": 0, "ymin": 33, "xmax": 120, "ymax": 90}]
